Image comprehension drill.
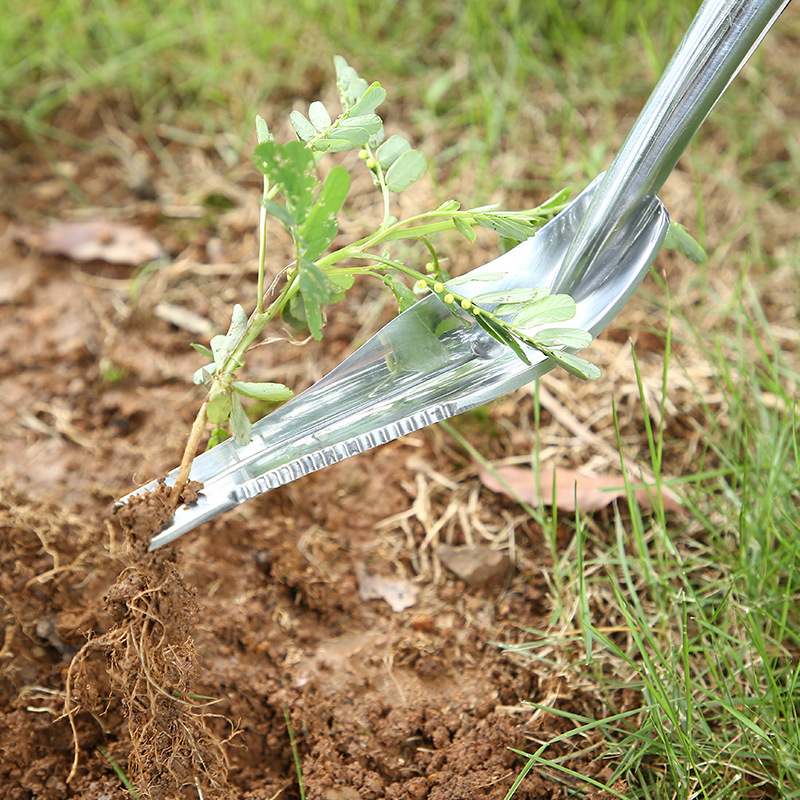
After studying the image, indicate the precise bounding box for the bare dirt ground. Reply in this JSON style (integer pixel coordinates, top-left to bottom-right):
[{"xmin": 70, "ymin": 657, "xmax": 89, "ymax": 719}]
[{"xmin": 1, "ymin": 30, "xmax": 798, "ymax": 795}]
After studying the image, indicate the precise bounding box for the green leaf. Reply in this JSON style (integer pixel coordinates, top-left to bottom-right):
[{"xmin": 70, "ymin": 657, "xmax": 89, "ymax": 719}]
[
  {"xmin": 206, "ymin": 389, "xmax": 231, "ymax": 425},
  {"xmin": 207, "ymin": 426, "xmax": 229, "ymax": 449},
  {"xmin": 282, "ymin": 294, "xmax": 309, "ymax": 330},
  {"xmin": 453, "ymin": 217, "xmax": 476, "ymax": 242},
  {"xmin": 254, "ymin": 140, "xmax": 316, "ymax": 222},
  {"xmin": 473, "ymin": 314, "xmax": 531, "ymax": 366},
  {"xmin": 229, "ymin": 394, "xmax": 252, "ymax": 445},
  {"xmin": 208, "ymin": 304, "xmax": 248, "ymax": 371},
  {"xmin": 218, "ymin": 304, "xmax": 248, "ymax": 366},
  {"xmin": 190, "ymin": 342, "xmax": 214, "ymax": 360},
  {"xmin": 192, "ymin": 364, "xmax": 214, "ymax": 386},
  {"xmin": 309, "ymin": 115, "xmax": 382, "ymax": 153},
  {"xmin": 384, "ymin": 149, "xmax": 427, "ymax": 192},
  {"xmin": 664, "ymin": 221, "xmax": 706, "ymax": 263},
  {"xmin": 513, "ymin": 293, "xmax": 577, "ymax": 327},
  {"xmin": 261, "ymin": 197, "xmax": 296, "ymax": 229},
  {"xmin": 297, "ymin": 165, "xmax": 350, "ymax": 260},
  {"xmin": 375, "ymin": 135, "xmax": 410, "ymax": 169},
  {"xmin": 232, "ymin": 381, "xmax": 294, "ymax": 402},
  {"xmin": 539, "ymin": 187, "xmax": 571, "ymax": 211},
  {"xmin": 534, "ymin": 327, "xmax": 594, "ymax": 349},
  {"xmin": 255, "ymin": 115, "xmax": 273, "ymax": 144},
  {"xmin": 383, "ymin": 277, "xmax": 417, "ymax": 312},
  {"xmin": 474, "ymin": 212, "xmax": 534, "ymax": 241},
  {"xmin": 298, "ymin": 257, "xmax": 334, "ymax": 340},
  {"xmin": 334, "ymin": 55, "xmax": 369, "ymax": 109},
  {"xmin": 473, "ymin": 288, "xmax": 547, "ymax": 305},
  {"xmin": 548, "ymin": 350, "xmax": 602, "ymax": 380},
  {"xmin": 368, "ymin": 123, "xmax": 386, "ymax": 149},
  {"xmin": 328, "ymin": 272, "xmax": 355, "ymax": 303},
  {"xmin": 308, "ymin": 101, "xmax": 332, "ymax": 131},
  {"xmin": 348, "ymin": 82, "xmax": 386, "ymax": 117},
  {"xmin": 338, "ymin": 114, "xmax": 382, "ymax": 138},
  {"xmin": 312, "ymin": 138, "xmax": 356, "ymax": 153},
  {"xmin": 288, "ymin": 110, "xmax": 316, "ymax": 142}
]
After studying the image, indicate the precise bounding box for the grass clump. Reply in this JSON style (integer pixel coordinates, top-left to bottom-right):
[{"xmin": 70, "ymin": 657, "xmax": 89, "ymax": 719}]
[{"xmin": 502, "ymin": 284, "xmax": 800, "ymax": 798}]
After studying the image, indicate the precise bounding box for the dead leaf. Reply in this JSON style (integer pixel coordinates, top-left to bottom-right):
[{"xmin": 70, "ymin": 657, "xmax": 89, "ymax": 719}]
[
  {"xmin": 355, "ymin": 564, "xmax": 419, "ymax": 612},
  {"xmin": 153, "ymin": 302, "xmax": 214, "ymax": 335},
  {"xmin": 477, "ymin": 463, "xmax": 683, "ymax": 514},
  {"xmin": 437, "ymin": 544, "xmax": 511, "ymax": 586},
  {"xmin": 16, "ymin": 219, "xmax": 165, "ymax": 266}
]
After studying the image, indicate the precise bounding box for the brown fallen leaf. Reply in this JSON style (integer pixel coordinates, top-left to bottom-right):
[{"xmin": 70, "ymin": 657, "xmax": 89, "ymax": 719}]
[
  {"xmin": 437, "ymin": 544, "xmax": 511, "ymax": 586},
  {"xmin": 477, "ymin": 463, "xmax": 683, "ymax": 514},
  {"xmin": 16, "ymin": 219, "xmax": 165, "ymax": 266}
]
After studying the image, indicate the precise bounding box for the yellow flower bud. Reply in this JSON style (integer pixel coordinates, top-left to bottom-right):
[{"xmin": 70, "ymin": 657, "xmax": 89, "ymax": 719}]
[
  {"xmin": 433, "ymin": 282, "xmax": 445, "ymax": 294},
  {"xmin": 415, "ymin": 279, "xmax": 428, "ymax": 291},
  {"xmin": 460, "ymin": 299, "xmax": 472, "ymax": 310},
  {"xmin": 444, "ymin": 293, "xmax": 455, "ymax": 305}
]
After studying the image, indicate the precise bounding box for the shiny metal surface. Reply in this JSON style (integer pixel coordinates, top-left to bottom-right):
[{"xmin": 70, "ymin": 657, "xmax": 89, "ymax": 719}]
[
  {"xmin": 554, "ymin": 0, "xmax": 789, "ymax": 291},
  {"xmin": 116, "ymin": 0, "xmax": 787, "ymax": 549}
]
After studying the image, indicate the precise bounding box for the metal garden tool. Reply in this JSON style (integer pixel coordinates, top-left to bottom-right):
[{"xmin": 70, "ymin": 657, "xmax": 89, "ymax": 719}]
[{"xmin": 117, "ymin": 0, "xmax": 789, "ymax": 550}]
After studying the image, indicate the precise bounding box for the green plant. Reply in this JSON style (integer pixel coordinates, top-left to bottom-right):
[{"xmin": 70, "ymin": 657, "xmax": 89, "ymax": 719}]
[{"xmin": 168, "ymin": 56, "xmax": 599, "ymax": 503}]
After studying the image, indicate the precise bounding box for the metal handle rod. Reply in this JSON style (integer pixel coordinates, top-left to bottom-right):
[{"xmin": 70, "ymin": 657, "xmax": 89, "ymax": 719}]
[{"xmin": 554, "ymin": 0, "xmax": 790, "ymax": 291}]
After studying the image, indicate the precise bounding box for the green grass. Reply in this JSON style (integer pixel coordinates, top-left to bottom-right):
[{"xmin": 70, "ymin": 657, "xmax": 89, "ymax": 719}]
[
  {"xmin": 3, "ymin": 0, "xmax": 703, "ymax": 185},
  {"xmin": 501, "ymin": 286, "xmax": 800, "ymax": 798}
]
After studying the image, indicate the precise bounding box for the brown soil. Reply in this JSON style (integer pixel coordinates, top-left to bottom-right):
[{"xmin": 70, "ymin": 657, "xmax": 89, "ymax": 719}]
[{"xmin": 0, "ymin": 113, "xmax": 632, "ymax": 799}]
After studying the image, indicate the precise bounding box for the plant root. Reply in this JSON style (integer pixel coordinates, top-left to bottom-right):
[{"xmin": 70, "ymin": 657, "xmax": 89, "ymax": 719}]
[{"xmin": 64, "ymin": 482, "xmax": 231, "ymax": 799}]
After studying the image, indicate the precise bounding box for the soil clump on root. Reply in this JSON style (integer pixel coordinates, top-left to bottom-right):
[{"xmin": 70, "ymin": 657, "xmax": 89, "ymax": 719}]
[{"xmin": 65, "ymin": 481, "xmax": 231, "ymax": 799}]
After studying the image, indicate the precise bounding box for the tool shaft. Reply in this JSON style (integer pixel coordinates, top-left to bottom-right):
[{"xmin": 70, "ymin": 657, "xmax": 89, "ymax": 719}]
[{"xmin": 555, "ymin": 0, "xmax": 789, "ymax": 290}]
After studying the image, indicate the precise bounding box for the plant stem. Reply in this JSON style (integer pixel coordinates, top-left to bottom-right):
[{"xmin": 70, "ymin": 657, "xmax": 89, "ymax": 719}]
[
  {"xmin": 169, "ymin": 399, "xmax": 209, "ymax": 508},
  {"xmin": 256, "ymin": 186, "xmax": 268, "ymax": 315},
  {"xmin": 256, "ymin": 184, "xmax": 279, "ymax": 315}
]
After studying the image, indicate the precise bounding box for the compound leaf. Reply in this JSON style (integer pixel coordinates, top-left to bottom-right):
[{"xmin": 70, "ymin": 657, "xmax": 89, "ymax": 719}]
[{"xmin": 334, "ymin": 55, "xmax": 369, "ymax": 109}]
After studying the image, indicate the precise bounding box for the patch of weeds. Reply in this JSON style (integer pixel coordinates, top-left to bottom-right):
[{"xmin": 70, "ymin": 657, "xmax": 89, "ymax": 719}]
[{"xmin": 502, "ymin": 300, "xmax": 800, "ymax": 798}]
